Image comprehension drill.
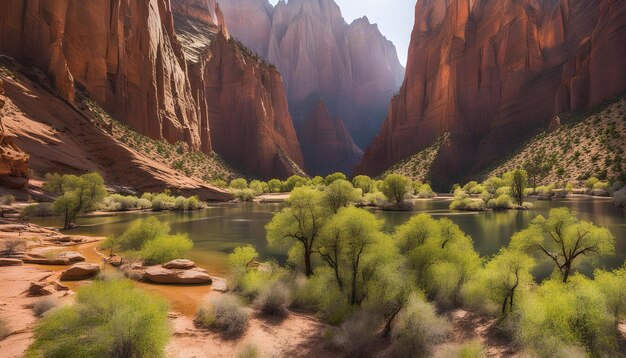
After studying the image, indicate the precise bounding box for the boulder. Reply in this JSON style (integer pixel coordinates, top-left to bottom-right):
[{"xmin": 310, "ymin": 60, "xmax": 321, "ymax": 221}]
[
  {"xmin": 59, "ymin": 263, "xmax": 100, "ymax": 281},
  {"xmin": 22, "ymin": 257, "xmax": 71, "ymax": 265},
  {"xmin": 28, "ymin": 282, "xmax": 53, "ymax": 296},
  {"xmin": 143, "ymin": 267, "xmax": 212, "ymax": 285},
  {"xmin": 57, "ymin": 251, "xmax": 86, "ymax": 263},
  {"xmin": 162, "ymin": 259, "xmax": 196, "ymax": 270},
  {"xmin": 0, "ymin": 258, "xmax": 23, "ymax": 266},
  {"xmin": 53, "ymin": 281, "xmax": 69, "ymax": 291}
]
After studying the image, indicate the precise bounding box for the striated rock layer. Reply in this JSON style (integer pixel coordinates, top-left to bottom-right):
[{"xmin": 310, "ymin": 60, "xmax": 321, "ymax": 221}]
[
  {"xmin": 218, "ymin": 0, "xmax": 405, "ymax": 150},
  {"xmin": 173, "ymin": 7, "xmax": 305, "ymax": 179},
  {"xmin": 298, "ymin": 101, "xmax": 363, "ymax": 176},
  {"xmin": 357, "ymin": 0, "xmax": 626, "ymax": 187},
  {"xmin": 0, "ymin": 0, "xmax": 306, "ymax": 180},
  {"xmin": 0, "ymin": 78, "xmax": 29, "ymax": 189}
]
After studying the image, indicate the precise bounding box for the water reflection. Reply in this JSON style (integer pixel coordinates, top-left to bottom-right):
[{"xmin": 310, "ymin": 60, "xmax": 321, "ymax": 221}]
[{"xmin": 31, "ymin": 197, "xmax": 625, "ymax": 277}]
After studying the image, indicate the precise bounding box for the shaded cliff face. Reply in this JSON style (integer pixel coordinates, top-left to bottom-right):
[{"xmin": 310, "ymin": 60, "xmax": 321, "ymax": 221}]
[
  {"xmin": 357, "ymin": 0, "xmax": 626, "ymax": 187},
  {"xmin": 0, "ymin": 78, "xmax": 29, "ymax": 189},
  {"xmin": 0, "ymin": 0, "xmax": 203, "ymax": 152},
  {"xmin": 218, "ymin": 0, "xmax": 405, "ymax": 149},
  {"xmin": 298, "ymin": 101, "xmax": 363, "ymax": 176},
  {"xmin": 173, "ymin": 6, "xmax": 306, "ymax": 180}
]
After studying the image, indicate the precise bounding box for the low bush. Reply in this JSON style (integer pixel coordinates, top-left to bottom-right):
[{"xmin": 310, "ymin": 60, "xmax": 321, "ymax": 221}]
[
  {"xmin": 195, "ymin": 294, "xmax": 249, "ymax": 336},
  {"xmin": 361, "ymin": 191, "xmax": 386, "ymax": 206},
  {"xmin": 487, "ymin": 194, "xmax": 513, "ymax": 210},
  {"xmin": 235, "ymin": 343, "xmax": 259, "ymax": 358},
  {"xmin": 151, "ymin": 193, "xmax": 175, "ymax": 211},
  {"xmin": 27, "ymin": 279, "xmax": 169, "ymax": 357},
  {"xmin": 254, "ymin": 281, "xmax": 290, "ymax": 317},
  {"xmin": 331, "ymin": 310, "xmax": 379, "ymax": 357},
  {"xmin": 521, "ymin": 202, "xmax": 534, "ymax": 210},
  {"xmin": 390, "ymin": 294, "xmax": 451, "ymax": 357},
  {"xmin": 20, "ymin": 203, "xmax": 55, "ymax": 218},
  {"xmin": 436, "ymin": 341, "xmax": 486, "ymax": 358},
  {"xmin": 31, "ymin": 298, "xmax": 57, "ymax": 317},
  {"xmin": 139, "ymin": 234, "xmax": 193, "ymax": 265},
  {"xmin": 415, "ymin": 183, "xmax": 436, "ymax": 198},
  {"xmin": 450, "ymin": 192, "xmax": 486, "ymax": 211},
  {"xmin": 1, "ymin": 239, "xmax": 26, "ymax": 257},
  {"xmin": 230, "ymin": 178, "xmax": 248, "ymax": 190},
  {"xmin": 174, "ymin": 196, "xmax": 188, "ymax": 211},
  {"xmin": 234, "ymin": 189, "xmax": 256, "ymax": 202}
]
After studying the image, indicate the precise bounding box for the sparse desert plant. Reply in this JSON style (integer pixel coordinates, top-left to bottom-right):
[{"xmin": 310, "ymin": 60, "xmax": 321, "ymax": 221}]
[
  {"xmin": 331, "ymin": 310, "xmax": 379, "ymax": 357},
  {"xmin": 235, "ymin": 343, "xmax": 259, "ymax": 358},
  {"xmin": 31, "ymin": 298, "xmax": 57, "ymax": 317},
  {"xmin": 20, "ymin": 203, "xmax": 55, "ymax": 218},
  {"xmin": 390, "ymin": 294, "xmax": 451, "ymax": 357},
  {"xmin": 1, "ymin": 238, "xmax": 26, "ymax": 257},
  {"xmin": 254, "ymin": 281, "xmax": 290, "ymax": 316},
  {"xmin": 195, "ymin": 294, "xmax": 249, "ymax": 336},
  {"xmin": 436, "ymin": 341, "xmax": 486, "ymax": 358}
]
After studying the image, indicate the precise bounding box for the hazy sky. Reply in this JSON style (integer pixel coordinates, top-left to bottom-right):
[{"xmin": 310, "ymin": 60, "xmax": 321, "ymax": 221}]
[{"xmin": 268, "ymin": 0, "xmax": 415, "ymax": 66}]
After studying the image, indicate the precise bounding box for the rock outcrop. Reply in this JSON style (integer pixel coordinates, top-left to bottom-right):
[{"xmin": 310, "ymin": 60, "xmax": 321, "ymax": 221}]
[
  {"xmin": 298, "ymin": 101, "xmax": 363, "ymax": 176},
  {"xmin": 59, "ymin": 263, "xmax": 101, "ymax": 281},
  {"xmin": 0, "ymin": 78, "xmax": 29, "ymax": 189},
  {"xmin": 357, "ymin": 0, "xmax": 626, "ymax": 187},
  {"xmin": 143, "ymin": 266, "xmax": 212, "ymax": 285},
  {"xmin": 218, "ymin": 0, "xmax": 405, "ymax": 150},
  {"xmin": 173, "ymin": 6, "xmax": 306, "ymax": 179}
]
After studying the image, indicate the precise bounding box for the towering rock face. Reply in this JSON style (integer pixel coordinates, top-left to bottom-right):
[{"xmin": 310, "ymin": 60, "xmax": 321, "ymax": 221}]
[
  {"xmin": 0, "ymin": 0, "xmax": 306, "ymax": 180},
  {"xmin": 298, "ymin": 101, "xmax": 363, "ymax": 176},
  {"xmin": 358, "ymin": 0, "xmax": 626, "ymax": 187},
  {"xmin": 0, "ymin": 0, "xmax": 202, "ymax": 151},
  {"xmin": 173, "ymin": 2, "xmax": 306, "ymax": 180},
  {"xmin": 0, "ymin": 78, "xmax": 29, "ymax": 189},
  {"xmin": 218, "ymin": 0, "xmax": 405, "ymax": 151}
]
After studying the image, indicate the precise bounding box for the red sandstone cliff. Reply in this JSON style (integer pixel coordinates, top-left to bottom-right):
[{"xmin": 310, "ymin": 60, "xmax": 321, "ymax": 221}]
[
  {"xmin": 173, "ymin": 5, "xmax": 306, "ymax": 179},
  {"xmin": 297, "ymin": 101, "xmax": 363, "ymax": 176},
  {"xmin": 0, "ymin": 78, "xmax": 29, "ymax": 189},
  {"xmin": 0, "ymin": 0, "xmax": 203, "ymax": 151},
  {"xmin": 357, "ymin": 0, "xmax": 626, "ymax": 187},
  {"xmin": 218, "ymin": 0, "xmax": 405, "ymax": 150}
]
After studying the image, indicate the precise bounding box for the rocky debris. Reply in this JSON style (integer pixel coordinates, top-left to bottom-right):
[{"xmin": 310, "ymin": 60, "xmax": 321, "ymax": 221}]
[
  {"xmin": 59, "ymin": 263, "xmax": 101, "ymax": 281},
  {"xmin": 357, "ymin": 0, "xmax": 626, "ymax": 187},
  {"xmin": 0, "ymin": 257, "xmax": 23, "ymax": 266},
  {"xmin": 53, "ymin": 281, "xmax": 69, "ymax": 291},
  {"xmin": 143, "ymin": 267, "xmax": 212, "ymax": 285},
  {"xmin": 163, "ymin": 259, "xmax": 196, "ymax": 270},
  {"xmin": 27, "ymin": 282, "xmax": 53, "ymax": 296},
  {"xmin": 210, "ymin": 277, "xmax": 228, "ymax": 292},
  {"xmin": 57, "ymin": 251, "xmax": 86, "ymax": 263}
]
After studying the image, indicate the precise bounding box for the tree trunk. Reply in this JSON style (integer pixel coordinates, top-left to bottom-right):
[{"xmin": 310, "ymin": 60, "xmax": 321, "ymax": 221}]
[
  {"xmin": 562, "ymin": 264, "xmax": 572, "ymax": 283},
  {"xmin": 304, "ymin": 247, "xmax": 313, "ymax": 277}
]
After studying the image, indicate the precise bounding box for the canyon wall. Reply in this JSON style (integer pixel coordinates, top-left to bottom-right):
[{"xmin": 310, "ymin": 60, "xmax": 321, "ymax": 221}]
[
  {"xmin": 218, "ymin": 0, "xmax": 404, "ymax": 174},
  {"xmin": 297, "ymin": 101, "xmax": 363, "ymax": 176},
  {"xmin": 0, "ymin": 0, "xmax": 306, "ymax": 180},
  {"xmin": 357, "ymin": 0, "xmax": 626, "ymax": 187},
  {"xmin": 0, "ymin": 78, "xmax": 29, "ymax": 189}
]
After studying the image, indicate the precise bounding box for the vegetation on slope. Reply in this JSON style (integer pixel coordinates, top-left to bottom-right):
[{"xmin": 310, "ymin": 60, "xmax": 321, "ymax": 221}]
[
  {"xmin": 489, "ymin": 97, "xmax": 626, "ymax": 185},
  {"xmin": 380, "ymin": 133, "xmax": 449, "ymax": 182},
  {"xmin": 81, "ymin": 97, "xmax": 244, "ymax": 185}
]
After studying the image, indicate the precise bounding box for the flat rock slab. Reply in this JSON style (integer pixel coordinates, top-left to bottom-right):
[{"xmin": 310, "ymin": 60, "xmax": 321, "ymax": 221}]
[
  {"xmin": 23, "ymin": 257, "xmax": 71, "ymax": 265},
  {"xmin": 60, "ymin": 263, "xmax": 101, "ymax": 281},
  {"xmin": 0, "ymin": 258, "xmax": 23, "ymax": 266},
  {"xmin": 162, "ymin": 259, "xmax": 196, "ymax": 270},
  {"xmin": 57, "ymin": 251, "xmax": 86, "ymax": 263},
  {"xmin": 143, "ymin": 267, "xmax": 212, "ymax": 285}
]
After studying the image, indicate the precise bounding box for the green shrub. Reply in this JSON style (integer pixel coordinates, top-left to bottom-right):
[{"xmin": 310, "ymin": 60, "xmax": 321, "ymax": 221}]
[
  {"xmin": 362, "ymin": 191, "xmax": 386, "ymax": 206},
  {"xmin": 21, "ymin": 203, "xmax": 55, "ymax": 218},
  {"xmin": 103, "ymin": 217, "xmax": 170, "ymax": 252},
  {"xmin": 140, "ymin": 234, "xmax": 193, "ymax": 265},
  {"xmin": 416, "ymin": 183, "xmax": 436, "ymax": 198},
  {"xmin": 230, "ymin": 178, "xmax": 248, "ymax": 190},
  {"xmin": 195, "ymin": 294, "xmax": 249, "ymax": 336},
  {"xmin": 331, "ymin": 310, "xmax": 379, "ymax": 357},
  {"xmin": 174, "ymin": 196, "xmax": 188, "ymax": 211},
  {"xmin": 27, "ymin": 280, "xmax": 169, "ymax": 358},
  {"xmin": 187, "ymin": 196, "xmax": 201, "ymax": 210},
  {"xmin": 249, "ymin": 180, "xmax": 267, "ymax": 195},
  {"xmin": 151, "ymin": 193, "xmax": 175, "ymax": 211},
  {"xmin": 487, "ymin": 194, "xmax": 513, "ymax": 210},
  {"xmin": 234, "ymin": 189, "xmax": 256, "ymax": 202},
  {"xmin": 437, "ymin": 341, "xmax": 486, "ymax": 358},
  {"xmin": 235, "ymin": 343, "xmax": 259, "ymax": 358},
  {"xmin": 381, "ymin": 174, "xmax": 412, "ymax": 203},
  {"xmin": 321, "ymin": 179, "xmax": 361, "ymax": 213},
  {"xmin": 228, "ymin": 246, "xmax": 259, "ymax": 291},
  {"xmin": 31, "ymin": 298, "xmax": 57, "ymax": 317},
  {"xmin": 282, "ymin": 175, "xmax": 308, "ymax": 192},
  {"xmin": 324, "ymin": 172, "xmax": 347, "ymax": 186},
  {"xmin": 352, "ymin": 175, "xmax": 373, "ymax": 194},
  {"xmin": 267, "ymin": 179, "xmax": 283, "ymax": 193}
]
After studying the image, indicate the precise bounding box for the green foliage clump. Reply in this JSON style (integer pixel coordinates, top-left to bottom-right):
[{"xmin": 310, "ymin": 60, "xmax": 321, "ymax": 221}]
[
  {"xmin": 20, "ymin": 203, "xmax": 55, "ymax": 218},
  {"xmin": 249, "ymin": 180, "xmax": 268, "ymax": 195},
  {"xmin": 352, "ymin": 175, "xmax": 373, "ymax": 194},
  {"xmin": 229, "ymin": 178, "xmax": 248, "ymax": 190},
  {"xmin": 414, "ymin": 183, "xmax": 436, "ymax": 198},
  {"xmin": 324, "ymin": 172, "xmax": 347, "ymax": 186},
  {"xmin": 267, "ymin": 179, "xmax": 283, "ymax": 193},
  {"xmin": 487, "ymin": 194, "xmax": 513, "ymax": 210},
  {"xmin": 321, "ymin": 179, "xmax": 361, "ymax": 213},
  {"xmin": 450, "ymin": 190, "xmax": 486, "ymax": 211},
  {"xmin": 511, "ymin": 208, "xmax": 614, "ymax": 283},
  {"xmin": 31, "ymin": 298, "xmax": 57, "ymax": 317},
  {"xmin": 253, "ymin": 281, "xmax": 291, "ymax": 316},
  {"xmin": 234, "ymin": 189, "xmax": 256, "ymax": 202},
  {"xmin": 27, "ymin": 279, "xmax": 169, "ymax": 358},
  {"xmin": 227, "ymin": 246, "xmax": 259, "ymax": 291},
  {"xmin": 102, "ymin": 217, "xmax": 192, "ymax": 264},
  {"xmin": 381, "ymin": 174, "xmax": 412, "ymax": 204},
  {"xmin": 504, "ymin": 169, "xmax": 528, "ymax": 206},
  {"xmin": 282, "ymin": 175, "xmax": 309, "ymax": 192},
  {"xmin": 44, "ymin": 173, "xmax": 108, "ymax": 229},
  {"xmin": 100, "ymin": 194, "xmax": 151, "ymax": 212}
]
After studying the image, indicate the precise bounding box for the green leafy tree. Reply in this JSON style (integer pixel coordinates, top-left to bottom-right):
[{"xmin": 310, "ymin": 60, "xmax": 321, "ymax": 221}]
[
  {"xmin": 27, "ymin": 279, "xmax": 169, "ymax": 357},
  {"xmin": 267, "ymin": 179, "xmax": 282, "ymax": 193},
  {"xmin": 310, "ymin": 176, "xmax": 324, "ymax": 186},
  {"xmin": 227, "ymin": 246, "xmax": 259, "ymax": 290},
  {"xmin": 229, "ymin": 178, "xmax": 248, "ymax": 190},
  {"xmin": 504, "ymin": 169, "xmax": 528, "ymax": 206},
  {"xmin": 594, "ymin": 266, "xmax": 626, "ymax": 327},
  {"xmin": 282, "ymin": 175, "xmax": 308, "ymax": 192},
  {"xmin": 352, "ymin": 175, "xmax": 373, "ymax": 194},
  {"xmin": 322, "ymin": 179, "xmax": 361, "ymax": 213},
  {"xmin": 266, "ymin": 187, "xmax": 328, "ymax": 276},
  {"xmin": 381, "ymin": 174, "xmax": 412, "ymax": 204},
  {"xmin": 510, "ymin": 208, "xmax": 614, "ymax": 283},
  {"xmin": 324, "ymin": 172, "xmax": 347, "ymax": 186},
  {"xmin": 44, "ymin": 173, "xmax": 107, "ymax": 229},
  {"xmin": 249, "ymin": 180, "xmax": 268, "ymax": 195}
]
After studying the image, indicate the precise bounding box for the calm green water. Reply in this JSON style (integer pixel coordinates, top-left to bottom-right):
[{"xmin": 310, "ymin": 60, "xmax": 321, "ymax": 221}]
[{"xmin": 31, "ymin": 196, "xmax": 625, "ymax": 278}]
